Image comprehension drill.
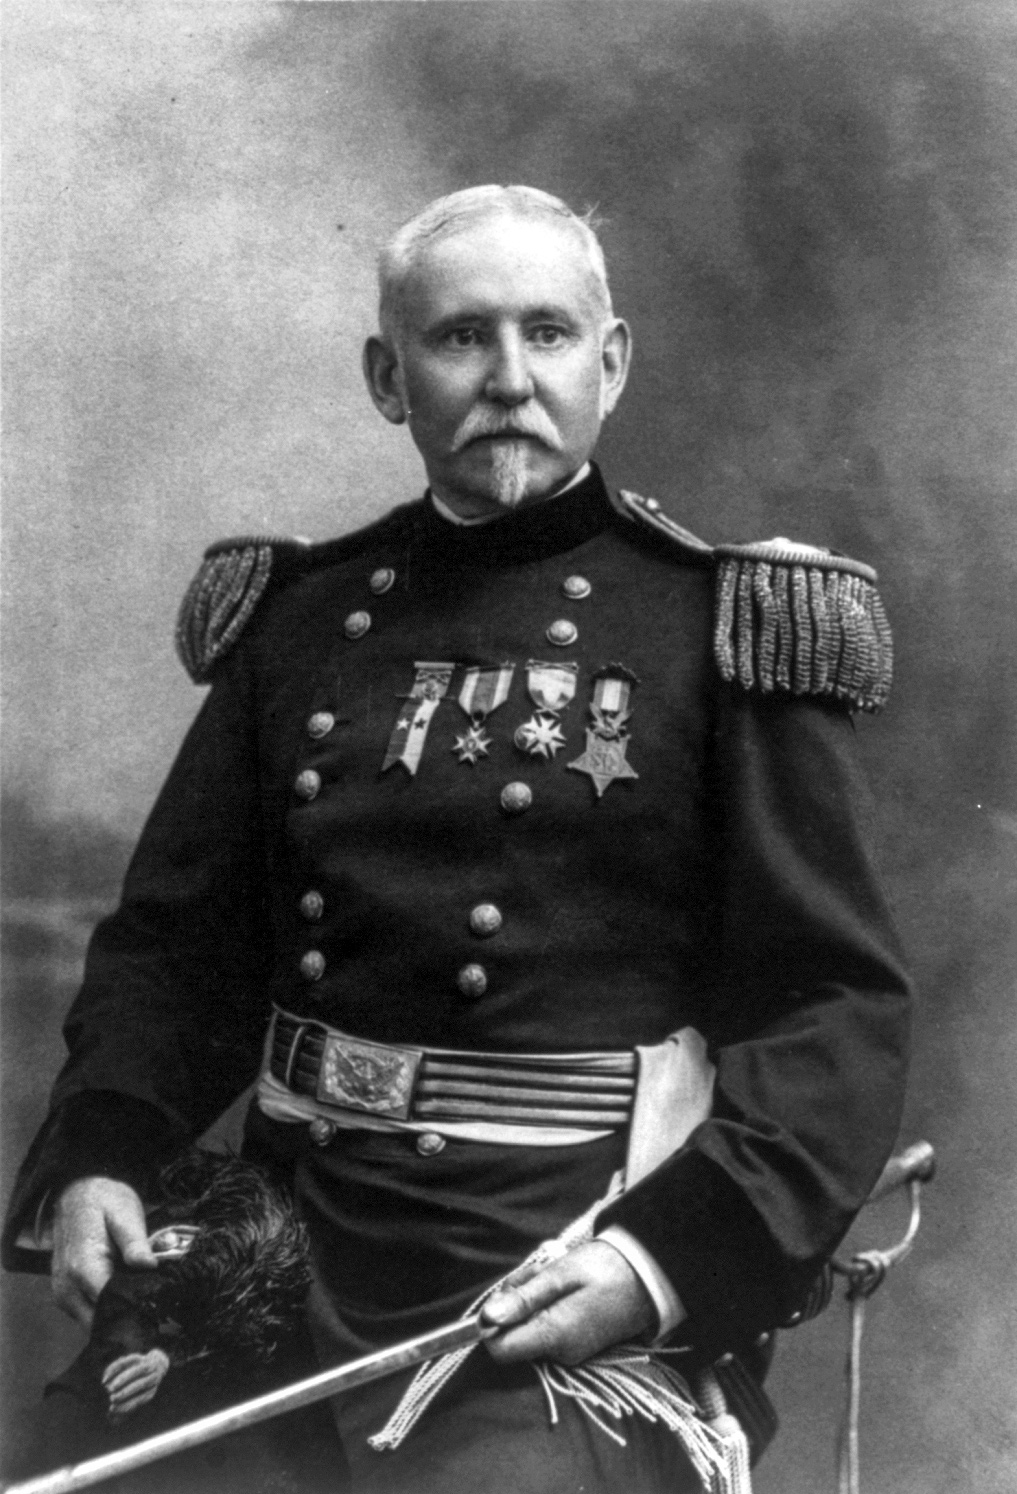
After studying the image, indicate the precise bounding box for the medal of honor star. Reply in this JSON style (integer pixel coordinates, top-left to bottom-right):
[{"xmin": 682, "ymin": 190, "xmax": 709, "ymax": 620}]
[{"xmin": 4, "ymin": 186, "xmax": 911, "ymax": 1494}]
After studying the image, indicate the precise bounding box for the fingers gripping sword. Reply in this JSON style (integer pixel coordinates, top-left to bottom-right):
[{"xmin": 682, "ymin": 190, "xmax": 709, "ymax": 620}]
[
  {"xmin": 2, "ymin": 1316, "xmax": 490, "ymax": 1494},
  {"xmin": 3, "ymin": 1143, "xmax": 935, "ymax": 1494}
]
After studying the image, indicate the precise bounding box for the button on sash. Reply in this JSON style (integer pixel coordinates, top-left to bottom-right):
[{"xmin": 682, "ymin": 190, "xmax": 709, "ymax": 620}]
[
  {"xmin": 309, "ymin": 1117, "xmax": 336, "ymax": 1147},
  {"xmin": 416, "ymin": 1132, "xmax": 446, "ymax": 1156}
]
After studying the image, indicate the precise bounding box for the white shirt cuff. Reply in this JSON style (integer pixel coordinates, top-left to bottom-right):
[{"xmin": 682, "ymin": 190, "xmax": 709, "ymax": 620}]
[
  {"xmin": 597, "ymin": 1224, "xmax": 686, "ymax": 1342},
  {"xmin": 15, "ymin": 1191, "xmax": 54, "ymax": 1253}
]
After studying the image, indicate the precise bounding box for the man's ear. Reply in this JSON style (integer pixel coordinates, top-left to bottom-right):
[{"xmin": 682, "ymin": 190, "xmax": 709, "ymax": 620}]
[
  {"xmin": 599, "ymin": 318, "xmax": 632, "ymax": 418},
  {"xmin": 363, "ymin": 336, "xmax": 409, "ymax": 425}
]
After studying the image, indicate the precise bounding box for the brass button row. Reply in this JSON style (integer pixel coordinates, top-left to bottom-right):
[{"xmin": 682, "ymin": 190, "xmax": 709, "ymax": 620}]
[
  {"xmin": 296, "ymin": 566, "xmax": 591, "ymax": 1003},
  {"xmin": 341, "ymin": 575, "xmax": 591, "ymax": 650},
  {"xmin": 295, "ymin": 774, "xmax": 535, "ymax": 811},
  {"xmin": 308, "ymin": 1117, "xmax": 446, "ymax": 1156},
  {"xmin": 339, "ymin": 565, "xmax": 397, "ymax": 644},
  {"xmin": 295, "ymin": 897, "xmax": 501, "ymax": 997}
]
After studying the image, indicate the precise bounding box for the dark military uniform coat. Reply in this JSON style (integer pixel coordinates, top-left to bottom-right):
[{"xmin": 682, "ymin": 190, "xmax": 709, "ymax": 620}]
[{"xmin": 4, "ymin": 465, "xmax": 911, "ymax": 1474}]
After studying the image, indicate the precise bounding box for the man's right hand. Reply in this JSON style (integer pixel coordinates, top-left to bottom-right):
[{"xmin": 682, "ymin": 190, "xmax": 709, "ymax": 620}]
[{"xmin": 52, "ymin": 1177, "xmax": 157, "ymax": 1329}]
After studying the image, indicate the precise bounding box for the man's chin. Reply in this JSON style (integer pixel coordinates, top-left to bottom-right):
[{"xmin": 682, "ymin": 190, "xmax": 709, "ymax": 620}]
[{"xmin": 434, "ymin": 447, "xmax": 574, "ymax": 517}]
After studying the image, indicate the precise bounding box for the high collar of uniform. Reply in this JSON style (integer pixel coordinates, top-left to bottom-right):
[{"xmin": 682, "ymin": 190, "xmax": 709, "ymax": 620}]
[{"xmin": 415, "ymin": 463, "xmax": 617, "ymax": 567}]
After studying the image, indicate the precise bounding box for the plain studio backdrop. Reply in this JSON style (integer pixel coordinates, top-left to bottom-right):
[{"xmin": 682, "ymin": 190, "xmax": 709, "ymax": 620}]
[{"xmin": 2, "ymin": 2, "xmax": 1015, "ymax": 1490}]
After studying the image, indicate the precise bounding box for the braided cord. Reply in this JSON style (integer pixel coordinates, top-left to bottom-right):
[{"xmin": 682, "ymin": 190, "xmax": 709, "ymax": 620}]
[
  {"xmin": 833, "ymin": 1181, "xmax": 924, "ymax": 1494},
  {"xmin": 711, "ymin": 559, "xmax": 892, "ymax": 713},
  {"xmin": 175, "ymin": 543, "xmax": 275, "ymax": 683}
]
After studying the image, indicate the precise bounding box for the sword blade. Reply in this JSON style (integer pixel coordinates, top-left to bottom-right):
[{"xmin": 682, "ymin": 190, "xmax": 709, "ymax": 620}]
[{"xmin": 3, "ymin": 1315, "xmax": 486, "ymax": 1494}]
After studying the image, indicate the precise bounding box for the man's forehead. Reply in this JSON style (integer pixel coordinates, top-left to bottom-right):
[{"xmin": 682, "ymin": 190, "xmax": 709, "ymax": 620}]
[{"xmin": 402, "ymin": 213, "xmax": 606, "ymax": 324}]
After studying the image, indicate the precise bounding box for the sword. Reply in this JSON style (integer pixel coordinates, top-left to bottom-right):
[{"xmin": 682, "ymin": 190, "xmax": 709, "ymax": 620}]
[{"xmin": 1, "ymin": 1314, "xmax": 489, "ymax": 1494}]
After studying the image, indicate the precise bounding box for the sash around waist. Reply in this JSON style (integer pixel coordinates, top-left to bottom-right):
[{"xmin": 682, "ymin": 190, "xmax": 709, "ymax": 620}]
[{"xmin": 258, "ymin": 1008, "xmax": 637, "ymax": 1148}]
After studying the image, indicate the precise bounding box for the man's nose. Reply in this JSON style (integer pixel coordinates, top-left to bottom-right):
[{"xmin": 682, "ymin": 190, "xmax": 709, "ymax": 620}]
[{"xmin": 484, "ymin": 330, "xmax": 535, "ymax": 405}]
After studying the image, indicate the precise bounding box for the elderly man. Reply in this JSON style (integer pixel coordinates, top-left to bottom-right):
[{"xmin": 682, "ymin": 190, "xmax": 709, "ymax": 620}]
[{"xmin": 4, "ymin": 186, "xmax": 911, "ymax": 1493}]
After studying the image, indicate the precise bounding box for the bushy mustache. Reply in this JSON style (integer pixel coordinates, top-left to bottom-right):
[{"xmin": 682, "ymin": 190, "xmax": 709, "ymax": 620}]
[{"xmin": 451, "ymin": 403, "xmax": 564, "ymax": 453}]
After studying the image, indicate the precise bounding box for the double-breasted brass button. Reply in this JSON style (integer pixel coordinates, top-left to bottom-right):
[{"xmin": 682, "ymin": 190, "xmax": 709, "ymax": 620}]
[
  {"xmin": 469, "ymin": 904, "xmax": 503, "ymax": 937},
  {"xmin": 344, "ymin": 611, "xmax": 372, "ymax": 640},
  {"xmin": 309, "ymin": 1117, "xmax": 336, "ymax": 1147},
  {"xmin": 369, "ymin": 567, "xmax": 396, "ymax": 595},
  {"xmin": 300, "ymin": 891, "xmax": 324, "ymax": 922},
  {"xmin": 546, "ymin": 619, "xmax": 578, "ymax": 647},
  {"xmin": 300, "ymin": 950, "xmax": 326, "ymax": 982},
  {"xmin": 307, "ymin": 712, "xmax": 335, "ymax": 739},
  {"xmin": 294, "ymin": 769, "xmax": 322, "ymax": 801},
  {"xmin": 500, "ymin": 782, "xmax": 533, "ymax": 814},
  {"xmin": 562, "ymin": 575, "xmax": 592, "ymax": 600},
  {"xmin": 416, "ymin": 1132, "xmax": 446, "ymax": 1157},
  {"xmin": 457, "ymin": 964, "xmax": 487, "ymax": 999}
]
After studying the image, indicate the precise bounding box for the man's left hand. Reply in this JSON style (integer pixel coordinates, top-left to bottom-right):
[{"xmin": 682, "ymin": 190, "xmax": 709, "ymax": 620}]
[{"xmin": 481, "ymin": 1240, "xmax": 655, "ymax": 1367}]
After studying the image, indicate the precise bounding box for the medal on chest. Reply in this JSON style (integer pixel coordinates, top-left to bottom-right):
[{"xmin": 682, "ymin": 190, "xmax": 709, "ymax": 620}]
[
  {"xmin": 382, "ymin": 662, "xmax": 455, "ymax": 776},
  {"xmin": 451, "ymin": 664, "xmax": 515, "ymax": 764},
  {"xmin": 513, "ymin": 660, "xmax": 578, "ymax": 759},
  {"xmin": 567, "ymin": 667, "xmax": 640, "ymax": 796}
]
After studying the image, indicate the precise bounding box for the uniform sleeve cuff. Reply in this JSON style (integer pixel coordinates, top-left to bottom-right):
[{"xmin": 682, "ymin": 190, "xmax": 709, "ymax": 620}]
[
  {"xmin": 2, "ymin": 1091, "xmax": 183, "ymax": 1272},
  {"xmin": 597, "ymin": 1224, "xmax": 687, "ymax": 1341}
]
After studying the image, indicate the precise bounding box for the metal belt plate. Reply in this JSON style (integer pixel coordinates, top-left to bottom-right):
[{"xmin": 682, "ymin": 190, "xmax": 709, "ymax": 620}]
[{"xmin": 317, "ymin": 1033, "xmax": 422, "ymax": 1120}]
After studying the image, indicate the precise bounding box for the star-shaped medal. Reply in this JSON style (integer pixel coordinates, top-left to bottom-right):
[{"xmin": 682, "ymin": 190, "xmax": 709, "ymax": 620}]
[
  {"xmin": 452, "ymin": 724, "xmax": 491, "ymax": 764},
  {"xmin": 514, "ymin": 712, "xmax": 567, "ymax": 760},
  {"xmin": 567, "ymin": 732, "xmax": 639, "ymax": 797}
]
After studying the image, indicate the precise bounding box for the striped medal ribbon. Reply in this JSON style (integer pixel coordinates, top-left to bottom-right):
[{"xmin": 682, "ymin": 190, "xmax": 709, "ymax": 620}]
[
  {"xmin": 382, "ymin": 662, "xmax": 456, "ymax": 776},
  {"xmin": 567, "ymin": 667, "xmax": 640, "ymax": 797},
  {"xmin": 452, "ymin": 664, "xmax": 515, "ymax": 764}
]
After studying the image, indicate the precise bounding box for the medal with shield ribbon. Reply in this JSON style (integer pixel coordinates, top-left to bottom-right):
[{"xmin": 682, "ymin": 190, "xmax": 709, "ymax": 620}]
[
  {"xmin": 567, "ymin": 666, "xmax": 640, "ymax": 796},
  {"xmin": 513, "ymin": 661, "xmax": 578, "ymax": 759}
]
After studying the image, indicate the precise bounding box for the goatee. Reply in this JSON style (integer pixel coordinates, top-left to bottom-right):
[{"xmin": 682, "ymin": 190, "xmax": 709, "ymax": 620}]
[{"xmin": 489, "ymin": 440, "xmax": 531, "ymax": 508}]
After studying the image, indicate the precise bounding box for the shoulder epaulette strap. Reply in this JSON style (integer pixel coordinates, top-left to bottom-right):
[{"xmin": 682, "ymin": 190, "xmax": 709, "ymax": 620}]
[
  {"xmin": 175, "ymin": 534, "xmax": 312, "ymax": 684},
  {"xmin": 617, "ymin": 489, "xmax": 715, "ymax": 556},
  {"xmin": 712, "ymin": 537, "xmax": 892, "ymax": 713}
]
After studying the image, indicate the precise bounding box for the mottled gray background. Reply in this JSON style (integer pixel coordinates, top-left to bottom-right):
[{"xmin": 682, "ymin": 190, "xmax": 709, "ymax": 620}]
[{"xmin": 3, "ymin": 1, "xmax": 1015, "ymax": 1489}]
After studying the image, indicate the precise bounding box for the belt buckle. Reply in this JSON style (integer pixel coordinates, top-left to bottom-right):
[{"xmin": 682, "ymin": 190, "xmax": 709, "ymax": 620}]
[{"xmin": 317, "ymin": 1033, "xmax": 422, "ymax": 1121}]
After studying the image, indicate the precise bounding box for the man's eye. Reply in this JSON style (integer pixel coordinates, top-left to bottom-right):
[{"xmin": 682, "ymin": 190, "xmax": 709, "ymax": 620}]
[
  {"xmin": 445, "ymin": 328, "xmax": 483, "ymax": 348},
  {"xmin": 529, "ymin": 326, "xmax": 567, "ymax": 347}
]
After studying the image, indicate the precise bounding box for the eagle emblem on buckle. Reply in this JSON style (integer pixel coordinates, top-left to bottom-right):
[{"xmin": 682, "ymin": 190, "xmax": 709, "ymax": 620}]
[{"xmin": 317, "ymin": 1035, "xmax": 421, "ymax": 1119}]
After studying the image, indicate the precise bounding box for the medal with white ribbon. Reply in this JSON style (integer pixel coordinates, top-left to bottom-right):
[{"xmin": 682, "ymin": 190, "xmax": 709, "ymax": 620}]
[
  {"xmin": 567, "ymin": 667, "xmax": 640, "ymax": 796},
  {"xmin": 513, "ymin": 660, "xmax": 577, "ymax": 759},
  {"xmin": 452, "ymin": 664, "xmax": 515, "ymax": 764},
  {"xmin": 382, "ymin": 662, "xmax": 455, "ymax": 776}
]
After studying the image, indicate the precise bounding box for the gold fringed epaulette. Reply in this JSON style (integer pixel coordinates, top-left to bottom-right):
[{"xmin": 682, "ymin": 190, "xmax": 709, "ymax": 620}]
[
  {"xmin": 617, "ymin": 491, "xmax": 892, "ymax": 713},
  {"xmin": 713, "ymin": 538, "xmax": 892, "ymax": 713},
  {"xmin": 175, "ymin": 534, "xmax": 312, "ymax": 684}
]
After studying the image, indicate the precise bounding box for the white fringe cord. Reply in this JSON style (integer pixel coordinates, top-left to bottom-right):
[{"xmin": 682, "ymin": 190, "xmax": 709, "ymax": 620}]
[{"xmin": 368, "ymin": 1169, "xmax": 752, "ymax": 1494}]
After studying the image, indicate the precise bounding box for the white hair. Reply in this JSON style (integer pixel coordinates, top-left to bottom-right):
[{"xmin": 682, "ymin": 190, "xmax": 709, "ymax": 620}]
[{"xmin": 378, "ymin": 185, "xmax": 613, "ymax": 343}]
